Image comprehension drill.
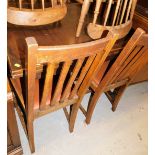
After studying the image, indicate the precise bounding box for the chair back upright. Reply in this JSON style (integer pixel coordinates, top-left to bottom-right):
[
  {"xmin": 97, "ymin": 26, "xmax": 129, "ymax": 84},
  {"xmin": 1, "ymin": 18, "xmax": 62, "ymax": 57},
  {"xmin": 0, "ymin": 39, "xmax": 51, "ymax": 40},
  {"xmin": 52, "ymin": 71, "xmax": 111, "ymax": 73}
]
[{"xmin": 25, "ymin": 32, "xmax": 118, "ymax": 118}]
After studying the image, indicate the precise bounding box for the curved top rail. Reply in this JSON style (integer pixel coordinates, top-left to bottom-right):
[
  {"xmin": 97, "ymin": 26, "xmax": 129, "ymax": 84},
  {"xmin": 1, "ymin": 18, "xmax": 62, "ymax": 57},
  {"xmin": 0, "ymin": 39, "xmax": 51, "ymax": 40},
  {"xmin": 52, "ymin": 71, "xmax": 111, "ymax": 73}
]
[{"xmin": 7, "ymin": 0, "xmax": 67, "ymax": 26}]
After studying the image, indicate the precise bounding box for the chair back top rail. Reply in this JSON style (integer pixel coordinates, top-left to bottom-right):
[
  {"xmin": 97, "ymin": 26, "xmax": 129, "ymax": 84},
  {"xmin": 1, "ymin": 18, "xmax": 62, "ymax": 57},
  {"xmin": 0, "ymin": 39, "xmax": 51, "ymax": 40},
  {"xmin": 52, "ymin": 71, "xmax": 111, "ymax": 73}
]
[
  {"xmin": 24, "ymin": 31, "xmax": 115, "ymax": 63},
  {"xmin": 7, "ymin": 0, "xmax": 67, "ymax": 26}
]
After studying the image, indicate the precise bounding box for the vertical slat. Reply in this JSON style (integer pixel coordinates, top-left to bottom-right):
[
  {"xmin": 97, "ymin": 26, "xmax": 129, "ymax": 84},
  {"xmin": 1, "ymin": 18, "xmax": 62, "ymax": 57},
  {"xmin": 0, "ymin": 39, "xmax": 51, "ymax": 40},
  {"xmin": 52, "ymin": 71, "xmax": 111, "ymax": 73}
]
[
  {"xmin": 51, "ymin": 61, "xmax": 72, "ymax": 105},
  {"xmin": 119, "ymin": 0, "xmax": 128, "ymax": 24},
  {"xmin": 19, "ymin": 0, "xmax": 22, "ymax": 10},
  {"xmin": 77, "ymin": 53, "xmax": 103, "ymax": 96},
  {"xmin": 60, "ymin": 58, "xmax": 84, "ymax": 102},
  {"xmin": 93, "ymin": 0, "xmax": 102, "ymax": 24},
  {"xmin": 42, "ymin": 0, "xmax": 45, "ymax": 10},
  {"xmin": 118, "ymin": 52, "xmax": 146, "ymax": 82},
  {"xmin": 130, "ymin": 0, "xmax": 137, "ymax": 20},
  {"xmin": 116, "ymin": 0, "xmax": 123, "ymax": 25},
  {"xmin": 105, "ymin": 29, "xmax": 145, "ymax": 86},
  {"xmin": 122, "ymin": 56, "xmax": 145, "ymax": 81},
  {"xmin": 78, "ymin": 34, "xmax": 118, "ymax": 96},
  {"xmin": 69, "ymin": 55, "xmax": 96, "ymax": 99},
  {"xmin": 103, "ymin": 0, "xmax": 113, "ymax": 26},
  {"xmin": 112, "ymin": 0, "xmax": 121, "ymax": 26},
  {"xmin": 31, "ymin": 0, "xmax": 34, "ymax": 10},
  {"xmin": 129, "ymin": 50, "xmax": 148, "ymax": 82},
  {"xmin": 115, "ymin": 50, "xmax": 144, "ymax": 81},
  {"xmin": 125, "ymin": 0, "xmax": 133, "ymax": 22},
  {"xmin": 110, "ymin": 45, "xmax": 142, "ymax": 83},
  {"xmin": 40, "ymin": 63, "xmax": 54, "ymax": 110},
  {"xmin": 92, "ymin": 60, "xmax": 110, "ymax": 85},
  {"xmin": 117, "ymin": 47, "xmax": 147, "ymax": 81},
  {"xmin": 34, "ymin": 79, "xmax": 40, "ymax": 110}
]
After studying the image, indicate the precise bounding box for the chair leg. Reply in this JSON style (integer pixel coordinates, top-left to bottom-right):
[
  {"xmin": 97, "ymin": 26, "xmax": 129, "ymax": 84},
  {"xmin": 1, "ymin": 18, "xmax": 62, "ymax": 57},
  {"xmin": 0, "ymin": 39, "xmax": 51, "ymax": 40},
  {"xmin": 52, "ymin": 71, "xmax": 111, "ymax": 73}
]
[
  {"xmin": 86, "ymin": 91, "xmax": 101, "ymax": 125},
  {"xmin": 27, "ymin": 120, "xmax": 35, "ymax": 153},
  {"xmin": 111, "ymin": 85, "xmax": 127, "ymax": 112},
  {"xmin": 69, "ymin": 102, "xmax": 80, "ymax": 133}
]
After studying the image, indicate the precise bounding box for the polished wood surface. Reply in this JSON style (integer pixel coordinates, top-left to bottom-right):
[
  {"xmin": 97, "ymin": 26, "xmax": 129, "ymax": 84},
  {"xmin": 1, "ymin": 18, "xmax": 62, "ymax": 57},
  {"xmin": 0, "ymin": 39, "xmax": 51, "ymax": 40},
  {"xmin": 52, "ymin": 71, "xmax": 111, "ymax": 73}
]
[
  {"xmin": 8, "ymin": 3, "xmax": 127, "ymax": 79},
  {"xmin": 11, "ymin": 31, "xmax": 118, "ymax": 153},
  {"xmin": 80, "ymin": 28, "xmax": 148, "ymax": 124},
  {"xmin": 7, "ymin": 79, "xmax": 23, "ymax": 155}
]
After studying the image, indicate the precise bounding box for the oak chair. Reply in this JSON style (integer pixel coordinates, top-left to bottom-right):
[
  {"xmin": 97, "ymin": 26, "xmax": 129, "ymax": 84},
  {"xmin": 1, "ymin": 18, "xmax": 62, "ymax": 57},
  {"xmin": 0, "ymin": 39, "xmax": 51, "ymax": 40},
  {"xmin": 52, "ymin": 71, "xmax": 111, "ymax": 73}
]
[
  {"xmin": 76, "ymin": 0, "xmax": 137, "ymax": 39},
  {"xmin": 10, "ymin": 31, "xmax": 118, "ymax": 153},
  {"xmin": 79, "ymin": 28, "xmax": 148, "ymax": 124},
  {"xmin": 7, "ymin": 0, "xmax": 67, "ymax": 26}
]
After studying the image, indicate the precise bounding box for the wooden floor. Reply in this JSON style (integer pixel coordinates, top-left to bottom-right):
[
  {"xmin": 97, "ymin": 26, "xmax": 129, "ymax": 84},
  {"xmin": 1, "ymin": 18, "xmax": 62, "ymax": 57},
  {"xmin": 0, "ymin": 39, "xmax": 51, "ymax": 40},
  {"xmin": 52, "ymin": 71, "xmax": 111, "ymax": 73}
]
[{"xmin": 15, "ymin": 82, "xmax": 147, "ymax": 155}]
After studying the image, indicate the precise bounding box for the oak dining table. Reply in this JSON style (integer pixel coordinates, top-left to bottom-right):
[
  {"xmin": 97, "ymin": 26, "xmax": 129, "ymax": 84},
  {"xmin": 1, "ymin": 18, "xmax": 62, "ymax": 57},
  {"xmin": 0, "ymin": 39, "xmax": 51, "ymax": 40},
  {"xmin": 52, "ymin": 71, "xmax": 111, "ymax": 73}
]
[{"xmin": 7, "ymin": 3, "xmax": 127, "ymax": 79}]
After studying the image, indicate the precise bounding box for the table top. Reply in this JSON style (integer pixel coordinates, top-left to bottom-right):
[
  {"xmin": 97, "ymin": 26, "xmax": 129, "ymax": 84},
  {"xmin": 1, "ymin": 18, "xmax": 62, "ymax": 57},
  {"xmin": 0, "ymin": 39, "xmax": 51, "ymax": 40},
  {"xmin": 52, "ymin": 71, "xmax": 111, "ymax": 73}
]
[{"xmin": 8, "ymin": 3, "xmax": 127, "ymax": 79}]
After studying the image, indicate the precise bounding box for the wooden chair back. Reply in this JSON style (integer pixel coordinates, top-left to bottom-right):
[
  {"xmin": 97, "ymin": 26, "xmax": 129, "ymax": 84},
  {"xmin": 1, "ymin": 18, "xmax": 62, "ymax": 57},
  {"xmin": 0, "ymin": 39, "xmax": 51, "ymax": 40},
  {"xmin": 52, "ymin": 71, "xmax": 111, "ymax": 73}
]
[
  {"xmin": 25, "ymin": 31, "xmax": 118, "ymax": 119},
  {"xmin": 96, "ymin": 28, "xmax": 148, "ymax": 92},
  {"xmin": 7, "ymin": 0, "xmax": 67, "ymax": 26},
  {"xmin": 87, "ymin": 0, "xmax": 138, "ymax": 39}
]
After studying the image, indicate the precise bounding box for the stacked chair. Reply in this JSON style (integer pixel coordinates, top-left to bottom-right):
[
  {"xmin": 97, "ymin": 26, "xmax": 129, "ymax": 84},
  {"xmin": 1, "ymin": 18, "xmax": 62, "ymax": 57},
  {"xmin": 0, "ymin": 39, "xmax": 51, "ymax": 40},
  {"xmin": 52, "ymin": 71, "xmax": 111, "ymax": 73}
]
[
  {"xmin": 76, "ymin": 0, "xmax": 137, "ymax": 39},
  {"xmin": 7, "ymin": 0, "xmax": 67, "ymax": 26}
]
